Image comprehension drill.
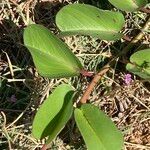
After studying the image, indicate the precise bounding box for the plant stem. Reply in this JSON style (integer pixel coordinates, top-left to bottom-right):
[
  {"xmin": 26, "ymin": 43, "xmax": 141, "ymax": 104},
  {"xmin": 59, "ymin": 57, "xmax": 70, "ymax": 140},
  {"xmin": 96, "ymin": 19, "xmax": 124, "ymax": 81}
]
[
  {"xmin": 122, "ymin": 35, "xmax": 131, "ymax": 41},
  {"xmin": 41, "ymin": 144, "xmax": 47, "ymax": 150},
  {"xmin": 80, "ymin": 15, "xmax": 150, "ymax": 104},
  {"xmin": 140, "ymin": 7, "xmax": 150, "ymax": 14}
]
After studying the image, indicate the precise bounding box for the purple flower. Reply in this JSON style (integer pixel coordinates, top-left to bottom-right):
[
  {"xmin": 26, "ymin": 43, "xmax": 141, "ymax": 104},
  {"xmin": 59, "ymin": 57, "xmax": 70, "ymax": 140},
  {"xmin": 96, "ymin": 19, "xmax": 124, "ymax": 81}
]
[
  {"xmin": 124, "ymin": 74, "xmax": 132, "ymax": 85},
  {"xmin": 8, "ymin": 95, "xmax": 17, "ymax": 103}
]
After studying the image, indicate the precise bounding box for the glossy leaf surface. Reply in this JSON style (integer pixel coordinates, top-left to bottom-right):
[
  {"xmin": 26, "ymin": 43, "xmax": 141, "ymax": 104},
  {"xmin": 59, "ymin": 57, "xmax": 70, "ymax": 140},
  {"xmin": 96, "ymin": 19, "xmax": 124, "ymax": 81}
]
[
  {"xmin": 74, "ymin": 104, "xmax": 123, "ymax": 150},
  {"xmin": 24, "ymin": 24, "xmax": 83, "ymax": 78},
  {"xmin": 108, "ymin": 0, "xmax": 148, "ymax": 11},
  {"xmin": 56, "ymin": 4, "xmax": 125, "ymax": 41},
  {"xmin": 126, "ymin": 49, "xmax": 150, "ymax": 79},
  {"xmin": 32, "ymin": 84, "xmax": 74, "ymax": 140}
]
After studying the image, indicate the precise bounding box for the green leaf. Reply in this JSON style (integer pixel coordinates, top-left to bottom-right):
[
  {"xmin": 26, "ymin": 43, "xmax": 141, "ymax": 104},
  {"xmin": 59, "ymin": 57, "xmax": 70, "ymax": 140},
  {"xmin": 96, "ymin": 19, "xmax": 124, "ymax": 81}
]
[
  {"xmin": 32, "ymin": 84, "xmax": 74, "ymax": 140},
  {"xmin": 46, "ymin": 90, "xmax": 74, "ymax": 144},
  {"xmin": 108, "ymin": 0, "xmax": 148, "ymax": 11},
  {"xmin": 74, "ymin": 104, "xmax": 123, "ymax": 150},
  {"xmin": 24, "ymin": 24, "xmax": 83, "ymax": 78},
  {"xmin": 56, "ymin": 4, "xmax": 125, "ymax": 41},
  {"xmin": 126, "ymin": 49, "xmax": 150, "ymax": 79}
]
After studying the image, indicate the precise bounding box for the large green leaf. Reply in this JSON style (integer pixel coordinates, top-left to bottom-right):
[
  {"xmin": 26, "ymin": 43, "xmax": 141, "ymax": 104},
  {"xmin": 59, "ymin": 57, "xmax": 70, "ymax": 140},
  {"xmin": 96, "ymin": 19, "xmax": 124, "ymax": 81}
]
[
  {"xmin": 32, "ymin": 84, "xmax": 74, "ymax": 140},
  {"xmin": 56, "ymin": 4, "xmax": 125, "ymax": 41},
  {"xmin": 24, "ymin": 24, "xmax": 83, "ymax": 78},
  {"xmin": 108, "ymin": 0, "xmax": 148, "ymax": 11},
  {"xmin": 126, "ymin": 49, "xmax": 150, "ymax": 79},
  {"xmin": 74, "ymin": 104, "xmax": 123, "ymax": 150}
]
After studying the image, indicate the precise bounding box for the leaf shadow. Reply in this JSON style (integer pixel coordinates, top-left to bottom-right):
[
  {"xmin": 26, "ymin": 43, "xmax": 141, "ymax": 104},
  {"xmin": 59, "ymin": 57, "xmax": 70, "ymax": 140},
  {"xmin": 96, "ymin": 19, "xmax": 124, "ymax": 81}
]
[
  {"xmin": 0, "ymin": 19, "xmax": 33, "ymax": 116},
  {"xmin": 79, "ymin": 0, "xmax": 112, "ymax": 9},
  {"xmin": 40, "ymin": 90, "xmax": 74, "ymax": 139},
  {"xmin": 33, "ymin": 0, "xmax": 69, "ymax": 30}
]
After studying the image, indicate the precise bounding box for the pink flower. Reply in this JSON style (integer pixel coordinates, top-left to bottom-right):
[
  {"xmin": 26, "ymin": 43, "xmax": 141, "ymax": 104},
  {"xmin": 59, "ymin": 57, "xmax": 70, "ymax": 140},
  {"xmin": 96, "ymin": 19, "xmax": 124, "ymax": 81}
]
[
  {"xmin": 124, "ymin": 74, "xmax": 132, "ymax": 85},
  {"xmin": 8, "ymin": 95, "xmax": 17, "ymax": 103}
]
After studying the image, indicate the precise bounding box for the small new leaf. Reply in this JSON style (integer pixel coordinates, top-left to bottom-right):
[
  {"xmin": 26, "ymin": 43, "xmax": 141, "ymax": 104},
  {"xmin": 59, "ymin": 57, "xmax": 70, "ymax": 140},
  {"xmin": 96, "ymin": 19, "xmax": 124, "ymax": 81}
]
[
  {"xmin": 126, "ymin": 49, "xmax": 150, "ymax": 79},
  {"xmin": 108, "ymin": 0, "xmax": 148, "ymax": 12}
]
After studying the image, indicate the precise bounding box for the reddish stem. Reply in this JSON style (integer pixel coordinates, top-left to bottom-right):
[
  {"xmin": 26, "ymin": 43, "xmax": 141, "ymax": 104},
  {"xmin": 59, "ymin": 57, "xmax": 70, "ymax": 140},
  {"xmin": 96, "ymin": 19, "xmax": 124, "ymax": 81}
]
[
  {"xmin": 41, "ymin": 144, "xmax": 47, "ymax": 150},
  {"xmin": 80, "ymin": 65, "xmax": 110, "ymax": 104},
  {"xmin": 122, "ymin": 35, "xmax": 131, "ymax": 42},
  {"xmin": 80, "ymin": 69, "xmax": 94, "ymax": 77},
  {"xmin": 140, "ymin": 7, "xmax": 150, "ymax": 14},
  {"xmin": 79, "ymin": 16, "xmax": 150, "ymax": 104}
]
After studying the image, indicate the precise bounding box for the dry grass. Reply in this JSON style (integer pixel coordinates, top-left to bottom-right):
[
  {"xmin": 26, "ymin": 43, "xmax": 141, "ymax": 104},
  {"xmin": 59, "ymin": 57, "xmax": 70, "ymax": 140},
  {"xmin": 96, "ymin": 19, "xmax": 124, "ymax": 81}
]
[{"xmin": 0, "ymin": 0, "xmax": 150, "ymax": 149}]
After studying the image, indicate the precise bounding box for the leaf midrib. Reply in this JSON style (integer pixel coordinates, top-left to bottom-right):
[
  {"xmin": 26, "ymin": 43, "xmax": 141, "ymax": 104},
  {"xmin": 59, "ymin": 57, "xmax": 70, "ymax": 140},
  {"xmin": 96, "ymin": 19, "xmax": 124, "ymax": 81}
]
[
  {"xmin": 62, "ymin": 7, "xmax": 123, "ymax": 33},
  {"xmin": 60, "ymin": 29, "xmax": 120, "ymax": 34},
  {"xmin": 82, "ymin": 110, "xmax": 107, "ymax": 150},
  {"xmin": 131, "ymin": 0, "xmax": 139, "ymax": 7},
  {"xmin": 26, "ymin": 45, "xmax": 79, "ymax": 73}
]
